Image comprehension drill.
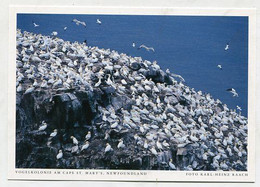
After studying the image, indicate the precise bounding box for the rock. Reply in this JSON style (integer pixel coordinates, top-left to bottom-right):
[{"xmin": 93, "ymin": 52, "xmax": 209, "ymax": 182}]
[
  {"xmin": 130, "ymin": 62, "xmax": 141, "ymax": 71},
  {"xmin": 111, "ymin": 95, "xmax": 133, "ymax": 111}
]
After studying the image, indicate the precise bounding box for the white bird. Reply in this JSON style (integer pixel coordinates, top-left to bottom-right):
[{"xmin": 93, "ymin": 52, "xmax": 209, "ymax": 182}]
[
  {"xmin": 51, "ymin": 31, "xmax": 58, "ymax": 36},
  {"xmin": 225, "ymin": 43, "xmax": 229, "ymax": 51},
  {"xmin": 17, "ymin": 84, "xmax": 23, "ymax": 92},
  {"xmin": 236, "ymin": 105, "xmax": 242, "ymax": 111},
  {"xmin": 169, "ymin": 159, "xmax": 176, "ymax": 170},
  {"xmin": 96, "ymin": 19, "xmax": 102, "ymax": 25},
  {"xmin": 111, "ymin": 121, "xmax": 118, "ymax": 128},
  {"xmin": 64, "ymin": 27, "xmax": 67, "ymax": 31},
  {"xmin": 81, "ymin": 141, "xmax": 90, "ymax": 151},
  {"xmin": 33, "ymin": 79, "xmax": 38, "ymax": 87},
  {"xmin": 105, "ymin": 74, "xmax": 113, "ymax": 86},
  {"xmin": 150, "ymin": 146, "xmax": 158, "ymax": 155},
  {"xmin": 156, "ymin": 139, "xmax": 163, "ymax": 151},
  {"xmin": 144, "ymin": 140, "xmax": 148, "ymax": 149},
  {"xmin": 24, "ymin": 86, "xmax": 35, "ymax": 94},
  {"xmin": 33, "ymin": 22, "xmax": 39, "ymax": 27},
  {"xmin": 171, "ymin": 73, "xmax": 185, "ymax": 82},
  {"xmin": 71, "ymin": 136, "xmax": 79, "ymax": 145},
  {"xmin": 138, "ymin": 44, "xmax": 155, "ymax": 52},
  {"xmin": 56, "ymin": 150, "xmax": 63, "ymax": 159},
  {"xmin": 38, "ymin": 121, "xmax": 47, "ymax": 131},
  {"xmin": 94, "ymin": 76, "xmax": 102, "ymax": 87},
  {"xmin": 217, "ymin": 65, "xmax": 222, "ymax": 70},
  {"xmin": 105, "ymin": 143, "xmax": 112, "ymax": 153},
  {"xmin": 72, "ymin": 18, "xmax": 86, "ymax": 27},
  {"xmin": 132, "ymin": 42, "xmax": 135, "ymax": 48},
  {"xmin": 85, "ymin": 131, "xmax": 91, "ymax": 140},
  {"xmin": 50, "ymin": 129, "xmax": 57, "ymax": 138},
  {"xmin": 117, "ymin": 139, "xmax": 125, "ymax": 149},
  {"xmin": 162, "ymin": 140, "xmax": 170, "ymax": 148},
  {"xmin": 226, "ymin": 88, "xmax": 238, "ymax": 97}
]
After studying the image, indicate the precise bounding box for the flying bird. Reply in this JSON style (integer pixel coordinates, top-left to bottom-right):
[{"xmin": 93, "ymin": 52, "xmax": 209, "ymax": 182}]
[
  {"xmin": 72, "ymin": 19, "xmax": 86, "ymax": 28},
  {"xmin": 138, "ymin": 44, "xmax": 155, "ymax": 52},
  {"xmin": 51, "ymin": 31, "xmax": 58, "ymax": 36},
  {"xmin": 226, "ymin": 88, "xmax": 238, "ymax": 97},
  {"xmin": 96, "ymin": 19, "xmax": 102, "ymax": 25},
  {"xmin": 166, "ymin": 69, "xmax": 185, "ymax": 82},
  {"xmin": 217, "ymin": 65, "xmax": 222, "ymax": 70},
  {"xmin": 33, "ymin": 22, "xmax": 39, "ymax": 27},
  {"xmin": 225, "ymin": 43, "xmax": 229, "ymax": 51},
  {"xmin": 236, "ymin": 105, "xmax": 242, "ymax": 111}
]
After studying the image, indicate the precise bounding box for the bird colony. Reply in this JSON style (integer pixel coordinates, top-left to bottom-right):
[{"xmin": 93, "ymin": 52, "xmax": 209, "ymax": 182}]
[{"xmin": 16, "ymin": 29, "xmax": 248, "ymax": 171}]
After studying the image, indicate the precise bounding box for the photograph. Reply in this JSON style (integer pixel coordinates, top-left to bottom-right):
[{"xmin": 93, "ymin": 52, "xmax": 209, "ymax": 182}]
[{"xmin": 15, "ymin": 13, "xmax": 249, "ymax": 172}]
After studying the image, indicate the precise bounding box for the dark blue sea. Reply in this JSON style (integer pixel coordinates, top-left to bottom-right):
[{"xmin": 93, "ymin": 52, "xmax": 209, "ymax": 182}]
[{"xmin": 17, "ymin": 14, "xmax": 248, "ymax": 117}]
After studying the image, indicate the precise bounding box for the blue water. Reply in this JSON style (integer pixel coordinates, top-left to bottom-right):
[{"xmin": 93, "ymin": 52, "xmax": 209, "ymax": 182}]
[{"xmin": 17, "ymin": 14, "xmax": 248, "ymax": 117}]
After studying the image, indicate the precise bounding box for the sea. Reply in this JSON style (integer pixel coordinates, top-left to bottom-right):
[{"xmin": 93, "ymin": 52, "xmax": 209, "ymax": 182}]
[{"xmin": 17, "ymin": 14, "xmax": 248, "ymax": 117}]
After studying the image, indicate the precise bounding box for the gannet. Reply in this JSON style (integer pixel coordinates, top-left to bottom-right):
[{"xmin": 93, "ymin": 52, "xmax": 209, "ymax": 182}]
[
  {"xmin": 117, "ymin": 139, "xmax": 125, "ymax": 149},
  {"xmin": 156, "ymin": 139, "xmax": 163, "ymax": 151},
  {"xmin": 169, "ymin": 159, "xmax": 176, "ymax": 170},
  {"xmin": 150, "ymin": 146, "xmax": 158, "ymax": 155},
  {"xmin": 72, "ymin": 18, "xmax": 86, "ymax": 28},
  {"xmin": 81, "ymin": 141, "xmax": 89, "ymax": 151},
  {"xmin": 144, "ymin": 140, "xmax": 148, "ymax": 149},
  {"xmin": 85, "ymin": 131, "xmax": 91, "ymax": 140},
  {"xmin": 64, "ymin": 27, "xmax": 67, "ymax": 31},
  {"xmin": 226, "ymin": 88, "xmax": 238, "ymax": 97},
  {"xmin": 111, "ymin": 121, "xmax": 118, "ymax": 128},
  {"xmin": 236, "ymin": 105, "xmax": 242, "ymax": 111},
  {"xmin": 132, "ymin": 42, "xmax": 135, "ymax": 47},
  {"xmin": 17, "ymin": 83, "xmax": 22, "ymax": 92},
  {"xmin": 105, "ymin": 143, "xmax": 112, "ymax": 153},
  {"xmin": 138, "ymin": 44, "xmax": 155, "ymax": 52},
  {"xmin": 217, "ymin": 65, "xmax": 222, "ymax": 70},
  {"xmin": 162, "ymin": 140, "xmax": 170, "ymax": 148},
  {"xmin": 33, "ymin": 79, "xmax": 38, "ymax": 87},
  {"xmin": 56, "ymin": 150, "xmax": 63, "ymax": 159},
  {"xmin": 96, "ymin": 19, "xmax": 102, "ymax": 25},
  {"xmin": 225, "ymin": 43, "xmax": 229, "ymax": 51},
  {"xmin": 50, "ymin": 129, "xmax": 57, "ymax": 138},
  {"xmin": 70, "ymin": 136, "xmax": 79, "ymax": 145},
  {"xmin": 33, "ymin": 22, "xmax": 39, "ymax": 27},
  {"xmin": 51, "ymin": 31, "xmax": 58, "ymax": 36},
  {"xmin": 38, "ymin": 121, "xmax": 47, "ymax": 131}
]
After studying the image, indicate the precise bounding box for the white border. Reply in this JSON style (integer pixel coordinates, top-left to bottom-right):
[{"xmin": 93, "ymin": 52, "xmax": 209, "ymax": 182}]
[{"xmin": 8, "ymin": 6, "xmax": 256, "ymax": 182}]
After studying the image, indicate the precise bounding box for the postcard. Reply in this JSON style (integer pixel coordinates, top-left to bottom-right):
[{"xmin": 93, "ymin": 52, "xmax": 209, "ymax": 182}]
[{"xmin": 8, "ymin": 6, "xmax": 256, "ymax": 182}]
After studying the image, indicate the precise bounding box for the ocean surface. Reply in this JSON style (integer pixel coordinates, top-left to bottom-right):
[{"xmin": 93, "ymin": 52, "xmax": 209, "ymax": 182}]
[{"xmin": 17, "ymin": 14, "xmax": 248, "ymax": 117}]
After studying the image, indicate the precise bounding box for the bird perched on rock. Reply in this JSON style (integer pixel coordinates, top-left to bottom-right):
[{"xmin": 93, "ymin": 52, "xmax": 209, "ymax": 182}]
[
  {"xmin": 85, "ymin": 131, "xmax": 91, "ymax": 140},
  {"xmin": 70, "ymin": 136, "xmax": 79, "ymax": 145},
  {"xmin": 50, "ymin": 129, "xmax": 57, "ymax": 138},
  {"xmin": 169, "ymin": 159, "xmax": 176, "ymax": 170},
  {"xmin": 105, "ymin": 143, "xmax": 112, "ymax": 153},
  {"xmin": 56, "ymin": 150, "xmax": 63, "ymax": 159},
  {"xmin": 38, "ymin": 121, "xmax": 47, "ymax": 131},
  {"xmin": 117, "ymin": 139, "xmax": 125, "ymax": 149},
  {"xmin": 81, "ymin": 141, "xmax": 90, "ymax": 151}
]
